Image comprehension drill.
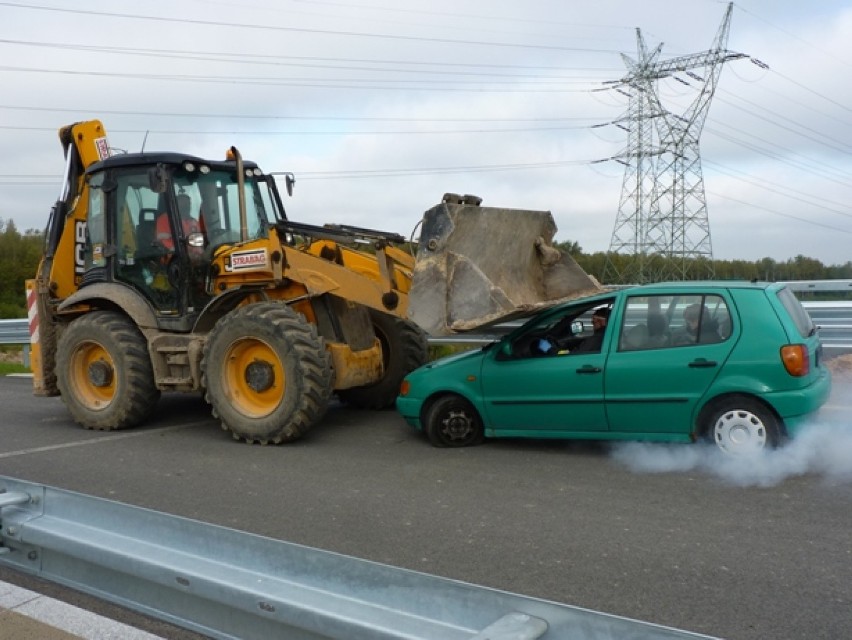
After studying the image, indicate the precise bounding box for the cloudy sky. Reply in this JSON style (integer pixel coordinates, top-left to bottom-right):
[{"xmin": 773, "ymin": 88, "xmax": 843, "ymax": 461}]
[{"xmin": 2, "ymin": 0, "xmax": 851, "ymax": 266}]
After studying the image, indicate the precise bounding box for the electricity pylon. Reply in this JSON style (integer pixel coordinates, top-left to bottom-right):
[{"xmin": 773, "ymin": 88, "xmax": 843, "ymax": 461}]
[{"xmin": 604, "ymin": 2, "xmax": 746, "ymax": 284}]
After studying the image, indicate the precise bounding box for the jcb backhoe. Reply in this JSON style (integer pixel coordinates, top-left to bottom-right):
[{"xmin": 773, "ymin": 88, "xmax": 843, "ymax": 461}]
[{"xmin": 27, "ymin": 120, "xmax": 600, "ymax": 443}]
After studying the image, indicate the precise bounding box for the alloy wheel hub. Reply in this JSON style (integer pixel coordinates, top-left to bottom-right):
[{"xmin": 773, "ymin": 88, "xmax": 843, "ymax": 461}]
[{"xmin": 443, "ymin": 411, "xmax": 471, "ymax": 439}]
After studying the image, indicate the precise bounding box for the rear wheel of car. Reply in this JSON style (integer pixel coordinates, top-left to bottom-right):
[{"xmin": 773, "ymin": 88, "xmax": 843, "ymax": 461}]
[
  {"xmin": 424, "ymin": 395, "xmax": 484, "ymax": 448},
  {"xmin": 703, "ymin": 396, "xmax": 781, "ymax": 455}
]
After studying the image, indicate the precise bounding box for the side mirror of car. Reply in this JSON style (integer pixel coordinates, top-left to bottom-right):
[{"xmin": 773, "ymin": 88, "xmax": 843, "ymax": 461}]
[
  {"xmin": 572, "ymin": 320, "xmax": 585, "ymax": 335},
  {"xmin": 499, "ymin": 341, "xmax": 513, "ymax": 358}
]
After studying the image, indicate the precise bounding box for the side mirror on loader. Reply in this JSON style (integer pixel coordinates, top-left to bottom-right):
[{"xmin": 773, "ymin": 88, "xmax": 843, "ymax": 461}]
[{"xmin": 187, "ymin": 232, "xmax": 205, "ymax": 249}]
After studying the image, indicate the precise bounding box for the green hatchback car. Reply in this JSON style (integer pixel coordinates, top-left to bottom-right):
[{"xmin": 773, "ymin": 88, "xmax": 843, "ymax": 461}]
[{"xmin": 397, "ymin": 282, "xmax": 832, "ymax": 455}]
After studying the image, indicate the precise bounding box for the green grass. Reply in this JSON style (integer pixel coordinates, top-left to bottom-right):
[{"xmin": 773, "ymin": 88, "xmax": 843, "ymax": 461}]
[
  {"xmin": 0, "ymin": 346, "xmax": 29, "ymax": 375},
  {"xmin": 0, "ymin": 362, "xmax": 30, "ymax": 375}
]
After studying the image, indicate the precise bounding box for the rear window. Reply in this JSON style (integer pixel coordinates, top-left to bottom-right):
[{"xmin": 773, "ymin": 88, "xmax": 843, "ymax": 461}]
[{"xmin": 776, "ymin": 287, "xmax": 815, "ymax": 338}]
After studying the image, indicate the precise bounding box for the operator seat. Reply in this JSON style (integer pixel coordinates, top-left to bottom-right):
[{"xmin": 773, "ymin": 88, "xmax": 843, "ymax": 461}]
[{"xmin": 136, "ymin": 209, "xmax": 158, "ymax": 257}]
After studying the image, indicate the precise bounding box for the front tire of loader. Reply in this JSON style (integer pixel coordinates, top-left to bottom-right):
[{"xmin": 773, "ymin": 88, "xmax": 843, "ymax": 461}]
[
  {"xmin": 56, "ymin": 311, "xmax": 160, "ymax": 430},
  {"xmin": 202, "ymin": 303, "xmax": 333, "ymax": 444},
  {"xmin": 337, "ymin": 310, "xmax": 429, "ymax": 410}
]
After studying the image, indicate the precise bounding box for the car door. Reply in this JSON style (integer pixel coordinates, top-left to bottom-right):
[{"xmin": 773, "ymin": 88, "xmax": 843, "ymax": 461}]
[
  {"xmin": 604, "ymin": 292, "xmax": 737, "ymax": 435},
  {"xmin": 478, "ymin": 302, "xmax": 613, "ymax": 435}
]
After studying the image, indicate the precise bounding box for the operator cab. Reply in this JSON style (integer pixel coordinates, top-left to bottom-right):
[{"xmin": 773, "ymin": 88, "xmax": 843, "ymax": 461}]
[{"xmin": 80, "ymin": 152, "xmax": 286, "ymax": 330}]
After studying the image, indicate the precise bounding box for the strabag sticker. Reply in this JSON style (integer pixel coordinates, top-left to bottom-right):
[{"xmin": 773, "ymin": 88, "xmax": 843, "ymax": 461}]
[
  {"xmin": 225, "ymin": 249, "xmax": 269, "ymax": 272},
  {"xmin": 94, "ymin": 136, "xmax": 110, "ymax": 160}
]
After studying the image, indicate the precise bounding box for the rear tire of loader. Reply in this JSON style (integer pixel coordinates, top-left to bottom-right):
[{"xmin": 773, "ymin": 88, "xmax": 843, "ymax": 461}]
[
  {"xmin": 202, "ymin": 303, "xmax": 333, "ymax": 444},
  {"xmin": 56, "ymin": 311, "xmax": 160, "ymax": 430},
  {"xmin": 36, "ymin": 289, "xmax": 60, "ymax": 395},
  {"xmin": 337, "ymin": 310, "xmax": 429, "ymax": 410}
]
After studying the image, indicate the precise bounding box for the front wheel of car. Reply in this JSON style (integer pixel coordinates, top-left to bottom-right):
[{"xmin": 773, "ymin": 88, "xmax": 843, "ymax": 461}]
[
  {"xmin": 424, "ymin": 395, "xmax": 484, "ymax": 448},
  {"xmin": 703, "ymin": 396, "xmax": 781, "ymax": 455}
]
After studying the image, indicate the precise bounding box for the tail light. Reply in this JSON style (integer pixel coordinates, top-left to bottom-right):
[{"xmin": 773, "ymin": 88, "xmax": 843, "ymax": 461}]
[
  {"xmin": 399, "ymin": 380, "xmax": 411, "ymax": 397},
  {"xmin": 780, "ymin": 344, "xmax": 809, "ymax": 377}
]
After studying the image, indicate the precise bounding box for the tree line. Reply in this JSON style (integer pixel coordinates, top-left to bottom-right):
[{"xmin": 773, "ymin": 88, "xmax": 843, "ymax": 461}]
[
  {"xmin": 0, "ymin": 220, "xmax": 43, "ymax": 319},
  {"xmin": 0, "ymin": 219, "xmax": 849, "ymax": 319},
  {"xmin": 557, "ymin": 241, "xmax": 852, "ymax": 287}
]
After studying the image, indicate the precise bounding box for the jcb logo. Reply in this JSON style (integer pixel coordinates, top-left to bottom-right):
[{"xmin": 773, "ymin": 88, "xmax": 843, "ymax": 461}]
[{"xmin": 74, "ymin": 220, "xmax": 86, "ymax": 280}]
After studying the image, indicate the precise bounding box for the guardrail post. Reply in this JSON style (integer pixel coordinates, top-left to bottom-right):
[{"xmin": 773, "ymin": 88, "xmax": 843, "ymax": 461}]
[{"xmin": 0, "ymin": 489, "xmax": 33, "ymax": 555}]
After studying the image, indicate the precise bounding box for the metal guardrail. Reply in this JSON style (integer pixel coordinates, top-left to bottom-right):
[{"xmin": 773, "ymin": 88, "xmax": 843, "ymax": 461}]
[
  {"xmin": 782, "ymin": 279, "xmax": 852, "ymax": 293},
  {"xmin": 424, "ymin": 279, "xmax": 852, "ymax": 349},
  {"xmin": 3, "ymin": 281, "xmax": 852, "ymax": 354},
  {"xmin": 0, "ymin": 476, "xmax": 715, "ymax": 640},
  {"xmin": 0, "ymin": 318, "xmax": 29, "ymax": 368},
  {"xmin": 0, "ymin": 318, "xmax": 28, "ymax": 345},
  {"xmin": 428, "ymin": 300, "xmax": 852, "ymax": 353}
]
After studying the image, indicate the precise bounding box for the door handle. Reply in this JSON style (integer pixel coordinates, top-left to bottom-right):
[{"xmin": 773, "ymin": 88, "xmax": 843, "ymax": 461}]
[
  {"xmin": 688, "ymin": 359, "xmax": 717, "ymax": 368},
  {"xmin": 576, "ymin": 366, "xmax": 602, "ymax": 374}
]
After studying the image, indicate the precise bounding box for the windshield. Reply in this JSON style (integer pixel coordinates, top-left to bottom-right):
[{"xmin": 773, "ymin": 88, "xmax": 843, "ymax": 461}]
[{"xmin": 172, "ymin": 168, "xmax": 279, "ymax": 245}]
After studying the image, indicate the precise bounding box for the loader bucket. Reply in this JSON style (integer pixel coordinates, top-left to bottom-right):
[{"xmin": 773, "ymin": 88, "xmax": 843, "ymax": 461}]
[{"xmin": 409, "ymin": 195, "xmax": 603, "ymax": 335}]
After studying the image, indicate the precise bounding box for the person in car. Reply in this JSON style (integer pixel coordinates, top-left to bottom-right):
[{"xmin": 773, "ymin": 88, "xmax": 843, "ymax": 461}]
[
  {"xmin": 537, "ymin": 306, "xmax": 610, "ymax": 355},
  {"xmin": 572, "ymin": 306, "xmax": 611, "ymax": 353},
  {"xmin": 673, "ymin": 303, "xmax": 720, "ymax": 345}
]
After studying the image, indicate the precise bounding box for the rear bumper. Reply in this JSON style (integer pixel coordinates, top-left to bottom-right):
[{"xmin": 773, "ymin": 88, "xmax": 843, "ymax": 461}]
[{"xmin": 768, "ymin": 369, "xmax": 832, "ymax": 437}]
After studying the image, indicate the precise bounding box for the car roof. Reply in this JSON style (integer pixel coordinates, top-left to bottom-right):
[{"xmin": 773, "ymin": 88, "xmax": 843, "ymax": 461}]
[
  {"xmin": 541, "ymin": 280, "xmax": 781, "ymax": 315},
  {"xmin": 626, "ymin": 280, "xmax": 779, "ymax": 293}
]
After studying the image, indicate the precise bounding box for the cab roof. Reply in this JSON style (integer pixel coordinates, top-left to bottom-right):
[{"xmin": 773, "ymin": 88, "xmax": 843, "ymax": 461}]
[{"xmin": 86, "ymin": 151, "xmax": 261, "ymax": 174}]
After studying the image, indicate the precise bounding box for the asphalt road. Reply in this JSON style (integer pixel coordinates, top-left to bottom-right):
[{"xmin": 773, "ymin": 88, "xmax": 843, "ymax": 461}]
[{"xmin": 1, "ymin": 374, "xmax": 851, "ymax": 640}]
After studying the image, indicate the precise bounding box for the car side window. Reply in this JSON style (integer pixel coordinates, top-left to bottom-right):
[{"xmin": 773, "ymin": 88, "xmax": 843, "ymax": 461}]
[
  {"xmin": 504, "ymin": 301, "xmax": 615, "ymax": 359},
  {"xmin": 619, "ymin": 294, "xmax": 732, "ymax": 352}
]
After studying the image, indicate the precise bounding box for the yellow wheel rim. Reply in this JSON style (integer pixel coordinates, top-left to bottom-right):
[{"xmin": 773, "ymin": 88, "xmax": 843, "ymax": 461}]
[
  {"xmin": 68, "ymin": 340, "xmax": 116, "ymax": 410},
  {"xmin": 222, "ymin": 337, "xmax": 285, "ymax": 418}
]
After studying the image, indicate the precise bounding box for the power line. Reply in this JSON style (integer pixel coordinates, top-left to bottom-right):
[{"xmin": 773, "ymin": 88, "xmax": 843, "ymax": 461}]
[
  {"xmin": 714, "ymin": 92, "xmax": 852, "ymax": 157},
  {"xmin": 0, "ymin": 103, "xmax": 600, "ymax": 124},
  {"xmin": 0, "ymin": 154, "xmax": 616, "ymax": 184},
  {"xmin": 708, "ymin": 189, "xmax": 852, "ymax": 235},
  {"xmin": 703, "ymin": 159, "xmax": 852, "ymax": 220},
  {"xmin": 0, "ymin": 2, "xmax": 626, "ymax": 55},
  {"xmin": 704, "ymin": 125, "xmax": 852, "ymax": 190},
  {"xmin": 0, "ymin": 65, "xmax": 596, "ymax": 93},
  {"xmin": 768, "ymin": 68, "xmax": 852, "ymax": 116},
  {"xmin": 733, "ymin": 4, "xmax": 852, "ymax": 70},
  {"xmin": 240, "ymin": 0, "xmax": 635, "ymax": 33},
  {"xmin": 0, "ymin": 124, "xmax": 600, "ymax": 136},
  {"xmin": 296, "ymin": 157, "xmax": 608, "ymax": 179},
  {"xmin": 0, "ymin": 38, "xmax": 620, "ymax": 80}
]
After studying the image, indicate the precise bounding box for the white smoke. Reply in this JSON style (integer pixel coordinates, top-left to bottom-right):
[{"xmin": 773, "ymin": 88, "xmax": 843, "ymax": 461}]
[{"xmin": 610, "ymin": 421, "xmax": 852, "ymax": 488}]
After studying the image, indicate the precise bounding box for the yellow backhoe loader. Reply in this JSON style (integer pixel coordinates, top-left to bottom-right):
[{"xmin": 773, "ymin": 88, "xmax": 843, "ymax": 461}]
[{"xmin": 26, "ymin": 120, "xmax": 600, "ymax": 443}]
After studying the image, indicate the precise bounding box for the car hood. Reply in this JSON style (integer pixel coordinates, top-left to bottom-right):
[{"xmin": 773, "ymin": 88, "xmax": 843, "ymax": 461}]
[{"xmin": 419, "ymin": 346, "xmax": 486, "ymax": 372}]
